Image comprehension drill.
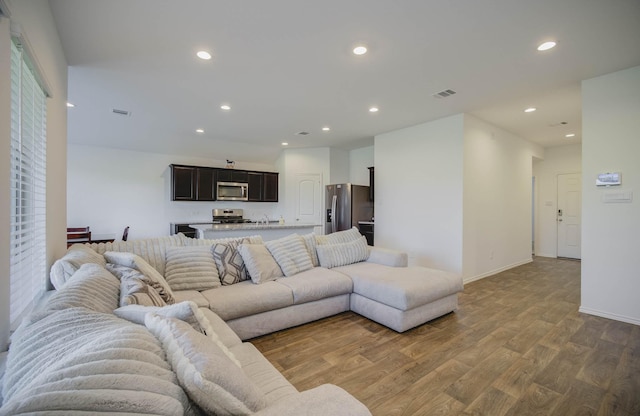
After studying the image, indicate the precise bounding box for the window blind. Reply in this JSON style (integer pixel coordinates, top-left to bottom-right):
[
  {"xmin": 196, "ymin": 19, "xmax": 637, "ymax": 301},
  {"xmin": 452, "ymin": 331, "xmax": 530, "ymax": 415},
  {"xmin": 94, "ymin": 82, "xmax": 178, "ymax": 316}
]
[{"xmin": 9, "ymin": 40, "xmax": 47, "ymax": 329}]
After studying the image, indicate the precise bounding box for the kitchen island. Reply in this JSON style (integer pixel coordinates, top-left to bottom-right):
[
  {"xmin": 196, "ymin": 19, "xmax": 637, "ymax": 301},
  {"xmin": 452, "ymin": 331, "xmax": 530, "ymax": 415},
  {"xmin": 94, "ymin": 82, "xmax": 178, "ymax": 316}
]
[{"xmin": 190, "ymin": 222, "xmax": 321, "ymax": 241}]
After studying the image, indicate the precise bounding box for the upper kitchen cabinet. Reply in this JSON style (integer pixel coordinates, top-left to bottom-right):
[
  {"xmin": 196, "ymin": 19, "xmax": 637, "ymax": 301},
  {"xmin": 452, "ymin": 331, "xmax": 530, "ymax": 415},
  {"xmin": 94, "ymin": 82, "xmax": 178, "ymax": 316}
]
[
  {"xmin": 262, "ymin": 172, "xmax": 279, "ymax": 202},
  {"xmin": 171, "ymin": 165, "xmax": 196, "ymax": 200},
  {"xmin": 216, "ymin": 169, "xmax": 249, "ymax": 183},
  {"xmin": 170, "ymin": 164, "xmax": 278, "ymax": 202},
  {"xmin": 196, "ymin": 167, "xmax": 216, "ymax": 201},
  {"xmin": 170, "ymin": 164, "xmax": 216, "ymax": 201},
  {"xmin": 247, "ymin": 172, "xmax": 263, "ymax": 201}
]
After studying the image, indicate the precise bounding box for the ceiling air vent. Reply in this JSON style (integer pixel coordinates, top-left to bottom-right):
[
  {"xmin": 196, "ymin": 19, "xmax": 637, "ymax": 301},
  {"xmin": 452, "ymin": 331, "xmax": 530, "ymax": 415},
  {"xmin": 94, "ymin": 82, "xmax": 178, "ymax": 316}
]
[
  {"xmin": 296, "ymin": 131, "xmax": 310, "ymax": 136},
  {"xmin": 112, "ymin": 108, "xmax": 131, "ymax": 116},
  {"xmin": 433, "ymin": 89, "xmax": 457, "ymax": 99}
]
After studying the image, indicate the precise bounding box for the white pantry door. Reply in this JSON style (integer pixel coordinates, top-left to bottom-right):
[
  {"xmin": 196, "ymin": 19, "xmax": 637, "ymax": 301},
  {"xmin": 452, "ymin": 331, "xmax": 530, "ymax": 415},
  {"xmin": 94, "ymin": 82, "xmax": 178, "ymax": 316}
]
[
  {"xmin": 557, "ymin": 173, "xmax": 581, "ymax": 259},
  {"xmin": 294, "ymin": 174, "xmax": 322, "ymax": 226}
]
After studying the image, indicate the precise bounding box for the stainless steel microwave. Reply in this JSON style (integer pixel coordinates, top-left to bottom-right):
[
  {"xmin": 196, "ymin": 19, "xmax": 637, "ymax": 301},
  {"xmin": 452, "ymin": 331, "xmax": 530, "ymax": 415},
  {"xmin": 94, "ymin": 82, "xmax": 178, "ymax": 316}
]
[{"xmin": 217, "ymin": 181, "xmax": 248, "ymax": 201}]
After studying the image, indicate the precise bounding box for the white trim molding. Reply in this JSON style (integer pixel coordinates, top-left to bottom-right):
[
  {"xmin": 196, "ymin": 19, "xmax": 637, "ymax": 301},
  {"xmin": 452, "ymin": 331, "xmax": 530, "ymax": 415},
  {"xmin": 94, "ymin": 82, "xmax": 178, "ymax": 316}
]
[
  {"xmin": 578, "ymin": 307, "xmax": 640, "ymax": 326},
  {"xmin": 463, "ymin": 258, "xmax": 533, "ymax": 285}
]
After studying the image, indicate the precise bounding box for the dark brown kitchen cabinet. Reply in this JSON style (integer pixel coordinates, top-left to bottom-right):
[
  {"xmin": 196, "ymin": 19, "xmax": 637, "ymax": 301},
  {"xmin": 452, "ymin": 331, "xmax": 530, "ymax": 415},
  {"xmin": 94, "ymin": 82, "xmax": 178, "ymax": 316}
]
[
  {"xmin": 247, "ymin": 172, "xmax": 263, "ymax": 201},
  {"xmin": 359, "ymin": 222, "xmax": 374, "ymax": 246},
  {"xmin": 171, "ymin": 165, "xmax": 196, "ymax": 200},
  {"xmin": 196, "ymin": 167, "xmax": 216, "ymax": 201},
  {"xmin": 262, "ymin": 172, "xmax": 279, "ymax": 202},
  {"xmin": 216, "ymin": 169, "xmax": 249, "ymax": 183},
  {"xmin": 368, "ymin": 166, "xmax": 374, "ymax": 202}
]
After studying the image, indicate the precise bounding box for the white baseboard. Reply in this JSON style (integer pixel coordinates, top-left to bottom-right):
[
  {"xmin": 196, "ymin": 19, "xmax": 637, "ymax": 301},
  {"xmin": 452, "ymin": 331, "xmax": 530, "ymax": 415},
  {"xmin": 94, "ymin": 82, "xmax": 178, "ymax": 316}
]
[
  {"xmin": 463, "ymin": 258, "xmax": 533, "ymax": 284},
  {"xmin": 578, "ymin": 307, "xmax": 640, "ymax": 326},
  {"xmin": 534, "ymin": 253, "xmax": 557, "ymax": 259}
]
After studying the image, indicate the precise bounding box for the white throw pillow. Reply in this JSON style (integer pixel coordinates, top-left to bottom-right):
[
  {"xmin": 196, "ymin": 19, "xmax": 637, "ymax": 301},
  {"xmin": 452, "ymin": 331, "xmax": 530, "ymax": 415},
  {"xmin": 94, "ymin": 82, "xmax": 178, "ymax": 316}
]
[
  {"xmin": 301, "ymin": 233, "xmax": 320, "ymax": 267},
  {"xmin": 115, "ymin": 301, "xmax": 240, "ymax": 367},
  {"xmin": 316, "ymin": 236, "xmax": 369, "ymax": 268},
  {"xmin": 265, "ymin": 234, "xmax": 314, "ymax": 277},
  {"xmin": 145, "ymin": 314, "xmax": 267, "ymax": 416},
  {"xmin": 164, "ymin": 246, "xmax": 221, "ymax": 291},
  {"xmin": 105, "ymin": 251, "xmax": 175, "ymax": 304},
  {"xmin": 49, "ymin": 244, "xmax": 107, "ymax": 290},
  {"xmin": 237, "ymin": 244, "xmax": 283, "ymax": 284},
  {"xmin": 315, "ymin": 226, "xmax": 362, "ymax": 245}
]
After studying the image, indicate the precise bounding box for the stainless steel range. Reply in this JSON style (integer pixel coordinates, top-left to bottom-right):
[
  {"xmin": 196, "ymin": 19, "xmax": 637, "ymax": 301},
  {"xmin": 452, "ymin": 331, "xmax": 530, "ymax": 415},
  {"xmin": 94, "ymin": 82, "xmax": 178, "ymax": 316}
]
[{"xmin": 212, "ymin": 208, "xmax": 250, "ymax": 224}]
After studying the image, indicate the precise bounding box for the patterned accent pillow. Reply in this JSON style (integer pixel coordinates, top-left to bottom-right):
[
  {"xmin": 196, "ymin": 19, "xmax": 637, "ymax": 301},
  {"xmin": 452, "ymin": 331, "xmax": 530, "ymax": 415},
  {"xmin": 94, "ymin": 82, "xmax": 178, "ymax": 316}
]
[
  {"xmin": 316, "ymin": 236, "xmax": 370, "ymax": 269},
  {"xmin": 211, "ymin": 238, "xmax": 250, "ymax": 285},
  {"xmin": 315, "ymin": 226, "xmax": 362, "ymax": 245},
  {"xmin": 104, "ymin": 251, "xmax": 175, "ymax": 304},
  {"xmin": 301, "ymin": 233, "xmax": 319, "ymax": 267},
  {"xmin": 107, "ymin": 263, "xmax": 166, "ymax": 307},
  {"xmin": 164, "ymin": 246, "xmax": 221, "ymax": 291},
  {"xmin": 237, "ymin": 244, "xmax": 283, "ymax": 284},
  {"xmin": 145, "ymin": 314, "xmax": 268, "ymax": 415},
  {"xmin": 265, "ymin": 234, "xmax": 314, "ymax": 277}
]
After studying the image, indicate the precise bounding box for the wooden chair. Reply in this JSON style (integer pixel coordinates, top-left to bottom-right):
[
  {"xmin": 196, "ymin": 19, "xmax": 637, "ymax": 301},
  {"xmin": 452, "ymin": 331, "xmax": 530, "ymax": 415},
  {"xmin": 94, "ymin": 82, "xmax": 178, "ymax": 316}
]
[{"xmin": 67, "ymin": 226, "xmax": 91, "ymax": 247}]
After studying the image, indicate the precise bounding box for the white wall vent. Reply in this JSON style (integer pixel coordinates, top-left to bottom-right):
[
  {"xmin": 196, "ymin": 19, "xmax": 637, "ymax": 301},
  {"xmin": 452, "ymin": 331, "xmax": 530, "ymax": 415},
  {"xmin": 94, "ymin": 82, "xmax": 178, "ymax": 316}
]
[
  {"xmin": 296, "ymin": 131, "xmax": 310, "ymax": 136},
  {"xmin": 433, "ymin": 89, "xmax": 457, "ymax": 99},
  {"xmin": 112, "ymin": 108, "xmax": 131, "ymax": 116}
]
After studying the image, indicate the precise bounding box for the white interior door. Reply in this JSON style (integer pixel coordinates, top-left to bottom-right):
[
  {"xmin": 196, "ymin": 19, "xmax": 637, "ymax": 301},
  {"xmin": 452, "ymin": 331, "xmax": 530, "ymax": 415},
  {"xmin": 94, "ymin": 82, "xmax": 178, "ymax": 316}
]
[
  {"xmin": 557, "ymin": 173, "xmax": 581, "ymax": 259},
  {"xmin": 294, "ymin": 174, "xmax": 322, "ymax": 226}
]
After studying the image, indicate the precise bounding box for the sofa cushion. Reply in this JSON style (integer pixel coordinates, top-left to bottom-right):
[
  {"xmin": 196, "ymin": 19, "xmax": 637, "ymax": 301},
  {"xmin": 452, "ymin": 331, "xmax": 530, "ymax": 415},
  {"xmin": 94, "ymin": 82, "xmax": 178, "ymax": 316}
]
[
  {"xmin": 87, "ymin": 233, "xmax": 186, "ymax": 277},
  {"xmin": 173, "ymin": 289, "xmax": 210, "ymax": 307},
  {"xmin": 107, "ymin": 263, "xmax": 167, "ymax": 307},
  {"xmin": 238, "ymin": 243, "xmax": 283, "ymax": 284},
  {"xmin": 316, "ymin": 236, "xmax": 369, "ymax": 268},
  {"xmin": 105, "ymin": 251, "xmax": 175, "ymax": 304},
  {"xmin": 230, "ymin": 343, "xmax": 298, "ymax": 405},
  {"xmin": 265, "ymin": 234, "xmax": 313, "ymax": 277},
  {"xmin": 145, "ymin": 314, "xmax": 267, "ymax": 416},
  {"xmin": 44, "ymin": 263, "xmax": 120, "ymax": 314},
  {"xmin": 165, "ymin": 245, "xmax": 221, "ymax": 291},
  {"xmin": 212, "ymin": 238, "xmax": 251, "ymax": 285},
  {"xmin": 201, "ymin": 281, "xmax": 293, "ymax": 321},
  {"xmin": 315, "ymin": 226, "xmax": 362, "ymax": 245},
  {"xmin": 49, "ymin": 244, "xmax": 107, "ymax": 289},
  {"xmin": 275, "ymin": 267, "xmax": 353, "ymax": 304},
  {"xmin": 301, "ymin": 233, "xmax": 320, "ymax": 267},
  {"xmin": 115, "ymin": 301, "xmax": 240, "ymax": 367},
  {"xmin": 2, "ymin": 307, "xmax": 193, "ymax": 415},
  {"xmin": 199, "ymin": 308, "xmax": 243, "ymax": 349}
]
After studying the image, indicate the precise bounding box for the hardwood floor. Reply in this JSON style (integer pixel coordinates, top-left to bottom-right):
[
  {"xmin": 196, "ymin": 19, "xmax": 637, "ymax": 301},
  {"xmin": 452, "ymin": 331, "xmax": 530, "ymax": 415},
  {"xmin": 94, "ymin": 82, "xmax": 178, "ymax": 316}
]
[{"xmin": 251, "ymin": 257, "xmax": 640, "ymax": 415}]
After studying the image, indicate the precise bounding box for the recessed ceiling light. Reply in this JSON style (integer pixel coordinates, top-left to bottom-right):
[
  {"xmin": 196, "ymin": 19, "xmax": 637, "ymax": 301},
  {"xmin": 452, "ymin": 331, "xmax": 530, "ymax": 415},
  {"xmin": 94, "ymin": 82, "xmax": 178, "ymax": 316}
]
[
  {"xmin": 524, "ymin": 107, "xmax": 537, "ymax": 113},
  {"xmin": 196, "ymin": 129, "xmax": 204, "ymax": 133},
  {"xmin": 369, "ymin": 107, "xmax": 379, "ymax": 113},
  {"xmin": 281, "ymin": 142, "xmax": 288, "ymax": 146},
  {"xmin": 196, "ymin": 50, "xmax": 212, "ymax": 60},
  {"xmin": 66, "ymin": 102, "xmax": 75, "ymax": 108},
  {"xmin": 220, "ymin": 105, "xmax": 231, "ymax": 110},
  {"xmin": 322, "ymin": 127, "xmax": 330, "ymax": 132},
  {"xmin": 537, "ymin": 41, "xmax": 556, "ymax": 51},
  {"xmin": 565, "ymin": 133, "xmax": 575, "ymax": 138},
  {"xmin": 353, "ymin": 45, "xmax": 367, "ymax": 55}
]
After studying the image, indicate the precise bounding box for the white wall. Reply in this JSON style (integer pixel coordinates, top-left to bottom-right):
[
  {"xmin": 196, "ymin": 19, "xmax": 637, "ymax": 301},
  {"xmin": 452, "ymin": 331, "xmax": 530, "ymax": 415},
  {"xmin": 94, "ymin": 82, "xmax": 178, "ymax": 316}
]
[
  {"xmin": 532, "ymin": 144, "xmax": 582, "ymax": 258},
  {"xmin": 329, "ymin": 148, "xmax": 349, "ymax": 185},
  {"xmin": 0, "ymin": 1, "xmax": 67, "ymax": 350},
  {"xmin": 581, "ymin": 65, "xmax": 640, "ymax": 325},
  {"xmin": 68, "ymin": 145, "xmax": 279, "ymax": 239},
  {"xmin": 463, "ymin": 114, "xmax": 543, "ymax": 282},
  {"xmin": 375, "ymin": 115, "xmax": 465, "ymax": 273},
  {"xmin": 349, "ymin": 146, "xmax": 374, "ymax": 186}
]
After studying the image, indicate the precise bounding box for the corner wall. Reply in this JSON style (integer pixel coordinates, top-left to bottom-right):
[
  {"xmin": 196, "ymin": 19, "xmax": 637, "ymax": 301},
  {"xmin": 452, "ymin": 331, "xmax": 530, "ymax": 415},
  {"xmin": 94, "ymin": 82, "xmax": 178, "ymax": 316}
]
[
  {"xmin": 581, "ymin": 65, "xmax": 640, "ymax": 325},
  {"xmin": 462, "ymin": 115, "xmax": 543, "ymax": 282},
  {"xmin": 375, "ymin": 115, "xmax": 464, "ymax": 273}
]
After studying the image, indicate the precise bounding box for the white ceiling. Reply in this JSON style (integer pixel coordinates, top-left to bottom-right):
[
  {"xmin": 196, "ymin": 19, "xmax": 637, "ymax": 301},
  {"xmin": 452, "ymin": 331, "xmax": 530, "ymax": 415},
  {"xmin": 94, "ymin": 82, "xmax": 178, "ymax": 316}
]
[{"xmin": 49, "ymin": 0, "xmax": 640, "ymax": 164}]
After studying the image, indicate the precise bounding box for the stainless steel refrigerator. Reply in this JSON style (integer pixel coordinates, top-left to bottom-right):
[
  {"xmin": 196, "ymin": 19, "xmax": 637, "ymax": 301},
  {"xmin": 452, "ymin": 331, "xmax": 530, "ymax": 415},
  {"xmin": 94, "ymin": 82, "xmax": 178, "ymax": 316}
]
[{"xmin": 325, "ymin": 184, "xmax": 373, "ymax": 234}]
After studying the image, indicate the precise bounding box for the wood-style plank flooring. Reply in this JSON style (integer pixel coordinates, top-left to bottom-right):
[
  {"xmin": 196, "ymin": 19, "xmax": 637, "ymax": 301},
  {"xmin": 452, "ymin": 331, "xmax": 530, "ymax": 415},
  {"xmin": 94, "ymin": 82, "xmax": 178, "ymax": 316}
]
[{"xmin": 251, "ymin": 257, "xmax": 640, "ymax": 416}]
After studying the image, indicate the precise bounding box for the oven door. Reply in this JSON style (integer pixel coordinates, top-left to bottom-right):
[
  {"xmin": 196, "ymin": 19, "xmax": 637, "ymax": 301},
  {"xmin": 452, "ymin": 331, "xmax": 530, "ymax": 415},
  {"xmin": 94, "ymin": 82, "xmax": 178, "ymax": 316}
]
[{"xmin": 217, "ymin": 182, "xmax": 248, "ymax": 201}]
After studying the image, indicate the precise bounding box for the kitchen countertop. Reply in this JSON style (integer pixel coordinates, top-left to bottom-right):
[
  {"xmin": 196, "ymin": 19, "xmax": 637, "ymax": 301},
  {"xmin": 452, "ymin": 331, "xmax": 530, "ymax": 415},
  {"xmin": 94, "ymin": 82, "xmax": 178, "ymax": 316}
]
[
  {"xmin": 189, "ymin": 222, "xmax": 320, "ymax": 231},
  {"xmin": 358, "ymin": 221, "xmax": 375, "ymax": 225}
]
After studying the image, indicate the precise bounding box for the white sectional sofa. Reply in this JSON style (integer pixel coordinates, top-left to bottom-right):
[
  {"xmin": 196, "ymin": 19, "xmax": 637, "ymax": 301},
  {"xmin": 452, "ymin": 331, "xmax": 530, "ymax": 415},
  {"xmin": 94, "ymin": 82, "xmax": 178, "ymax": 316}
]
[{"xmin": 0, "ymin": 228, "xmax": 463, "ymax": 415}]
